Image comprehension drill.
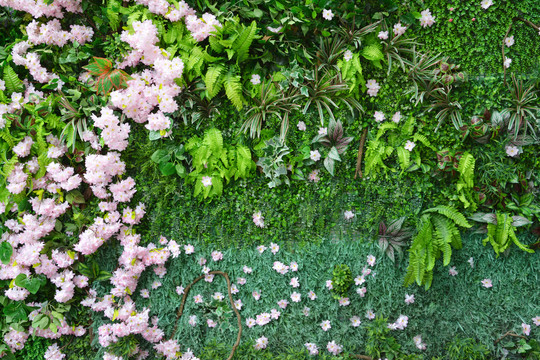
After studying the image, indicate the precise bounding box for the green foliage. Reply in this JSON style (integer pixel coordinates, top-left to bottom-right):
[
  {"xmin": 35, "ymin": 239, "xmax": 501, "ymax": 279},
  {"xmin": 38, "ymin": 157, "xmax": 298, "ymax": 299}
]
[
  {"xmin": 405, "ymin": 206, "xmax": 471, "ymax": 289},
  {"xmin": 455, "ymin": 152, "xmax": 477, "ymax": 211},
  {"xmin": 445, "ymin": 337, "xmax": 491, "ymax": 360},
  {"xmin": 2, "ymin": 65, "xmax": 23, "ymax": 95},
  {"xmin": 331, "ymin": 264, "xmax": 353, "ymax": 300},
  {"xmin": 83, "ymin": 57, "xmax": 133, "ymax": 96},
  {"xmin": 186, "ymin": 128, "xmax": 255, "ymax": 199},
  {"xmin": 256, "ymin": 136, "xmax": 291, "ymax": 188},
  {"xmin": 365, "ymin": 315, "xmax": 401, "ymax": 359},
  {"xmin": 482, "ymin": 212, "xmax": 534, "ymax": 256}
]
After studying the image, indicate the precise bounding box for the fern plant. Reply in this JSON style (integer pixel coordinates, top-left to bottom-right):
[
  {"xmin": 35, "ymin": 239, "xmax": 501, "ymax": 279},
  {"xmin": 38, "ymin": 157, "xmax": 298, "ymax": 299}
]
[
  {"xmin": 470, "ymin": 212, "xmax": 534, "ymax": 256},
  {"xmin": 455, "ymin": 152, "xmax": 477, "ymax": 211},
  {"xmin": 364, "ymin": 117, "xmax": 435, "ymax": 178},
  {"xmin": 404, "ymin": 205, "xmax": 472, "ymax": 289},
  {"xmin": 185, "ymin": 128, "xmax": 255, "ymax": 199}
]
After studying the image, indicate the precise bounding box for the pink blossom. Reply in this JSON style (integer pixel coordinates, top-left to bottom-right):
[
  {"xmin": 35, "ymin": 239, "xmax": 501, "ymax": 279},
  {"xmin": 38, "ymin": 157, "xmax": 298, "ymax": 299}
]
[
  {"xmin": 522, "ymin": 323, "xmax": 531, "ymax": 335},
  {"xmin": 291, "ymin": 292, "xmax": 301, "ymax": 302},
  {"xmin": 481, "ymin": 279, "xmax": 492, "ymax": 288},
  {"xmin": 405, "ymin": 294, "xmax": 415, "ymax": 304},
  {"xmin": 320, "ymin": 320, "xmax": 331, "ymax": 331},
  {"xmin": 350, "ymin": 316, "xmax": 361, "ymax": 327}
]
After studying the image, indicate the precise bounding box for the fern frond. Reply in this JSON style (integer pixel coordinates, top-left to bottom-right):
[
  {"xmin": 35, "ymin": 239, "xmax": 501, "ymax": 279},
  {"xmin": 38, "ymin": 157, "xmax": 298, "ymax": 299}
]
[
  {"xmin": 413, "ymin": 133, "xmax": 436, "ymax": 151},
  {"xmin": 224, "ymin": 69, "xmax": 245, "ymax": 110},
  {"xmin": 203, "ymin": 128, "xmax": 223, "ymax": 157},
  {"xmin": 396, "ymin": 146, "xmax": 410, "ymax": 171},
  {"xmin": 362, "ymin": 44, "xmax": 384, "ymax": 62},
  {"xmin": 204, "ymin": 65, "xmax": 225, "ymax": 98},
  {"xmin": 0, "ymin": 129, "xmax": 15, "ymax": 148},
  {"xmin": 375, "ymin": 123, "xmax": 398, "ymax": 141},
  {"xmin": 3, "ymin": 65, "xmax": 24, "ymax": 95},
  {"xmin": 457, "ymin": 152, "xmax": 475, "ymax": 188},
  {"xmin": 424, "ymin": 205, "xmax": 471, "ymax": 228},
  {"xmin": 232, "ymin": 21, "xmax": 257, "ymax": 63}
]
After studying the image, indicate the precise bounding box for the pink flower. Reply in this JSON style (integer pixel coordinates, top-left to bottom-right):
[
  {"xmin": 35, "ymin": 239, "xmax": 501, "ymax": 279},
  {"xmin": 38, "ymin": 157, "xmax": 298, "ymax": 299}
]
[
  {"xmin": 374, "ymin": 111, "xmax": 385, "ymax": 122},
  {"xmin": 184, "ymin": 244, "xmax": 195, "ymax": 254},
  {"xmin": 505, "ymin": 36, "xmax": 515, "ymax": 47},
  {"xmin": 297, "ymin": 121, "xmax": 307, "ymax": 131},
  {"xmin": 246, "ymin": 318, "xmax": 256, "ymax": 328},
  {"xmin": 250, "ymin": 74, "xmax": 261, "ymax": 85},
  {"xmin": 254, "ymin": 336, "xmax": 268, "ymax": 350},
  {"xmin": 326, "ymin": 340, "xmax": 342, "ymax": 356},
  {"xmin": 532, "ymin": 316, "xmax": 540, "ymax": 326},
  {"xmin": 207, "ymin": 319, "xmax": 217, "ymax": 328},
  {"xmin": 468, "ymin": 257, "xmax": 474, "ymax": 268},
  {"xmin": 405, "ymin": 294, "xmax": 415, "ymax": 304},
  {"xmin": 270, "ymin": 242, "xmax": 280, "ymax": 254},
  {"xmin": 522, "ymin": 323, "xmax": 531, "ymax": 336},
  {"xmin": 290, "ymin": 261, "xmax": 298, "ymax": 271},
  {"xmin": 194, "ymin": 294, "xmax": 203, "ymax": 303},
  {"xmin": 392, "ymin": 111, "xmax": 401, "ymax": 123},
  {"xmin": 481, "ymin": 279, "xmax": 493, "ymax": 288},
  {"xmin": 320, "ymin": 320, "xmax": 331, "ymax": 331},
  {"xmin": 308, "ymin": 290, "xmax": 317, "ymax": 300},
  {"xmin": 367, "ymin": 255, "xmax": 376, "ymax": 267},
  {"xmin": 257, "ymin": 245, "xmax": 267, "ymax": 254},
  {"xmin": 44, "ymin": 344, "xmax": 65, "ymax": 360},
  {"xmin": 290, "ymin": 277, "xmax": 300, "ymax": 288},
  {"xmin": 378, "ymin": 31, "xmax": 389, "ymax": 40},
  {"xmin": 338, "ymin": 297, "xmax": 350, "ymax": 306},
  {"xmin": 212, "ymin": 292, "xmax": 224, "ymax": 301},
  {"xmin": 449, "ymin": 266, "xmax": 458, "ymax": 276},
  {"xmin": 211, "ymin": 251, "xmax": 223, "ymax": 262},
  {"xmin": 270, "ymin": 308, "xmax": 281, "ymax": 319},
  {"xmin": 303, "ymin": 306, "xmax": 310, "ymax": 316},
  {"xmin": 350, "ymin": 316, "xmax": 361, "ymax": 327},
  {"xmin": 277, "ymin": 299, "xmax": 289, "ymax": 309},
  {"xmin": 140, "ymin": 289, "xmax": 150, "ymax": 298},
  {"xmin": 344, "ymin": 210, "xmax": 355, "ymax": 220},
  {"xmin": 189, "ymin": 315, "xmax": 197, "ymax": 326},
  {"xmin": 355, "ymin": 275, "xmax": 365, "ymax": 285},
  {"xmin": 366, "ymin": 309, "xmax": 375, "ymax": 320},
  {"xmin": 414, "ymin": 335, "xmax": 427, "ymax": 350},
  {"xmin": 357, "ymin": 287, "xmax": 367, "ymax": 297},
  {"xmin": 243, "ymin": 266, "xmax": 252, "ymax": 274},
  {"xmin": 291, "ymin": 292, "xmax": 301, "ymax": 302},
  {"xmin": 404, "ymin": 140, "xmax": 416, "ymax": 151},
  {"xmin": 252, "ymin": 291, "xmax": 261, "ymax": 301},
  {"xmin": 305, "ymin": 343, "xmax": 319, "ymax": 356},
  {"xmin": 201, "ymin": 176, "xmax": 212, "ymax": 187},
  {"xmin": 234, "ymin": 299, "xmax": 243, "ymax": 310},
  {"xmin": 318, "ymin": 127, "xmax": 327, "ymax": 136},
  {"xmin": 237, "ymin": 277, "xmax": 247, "ymax": 285},
  {"xmin": 326, "ymin": 280, "xmax": 333, "ymax": 290},
  {"xmin": 308, "ymin": 169, "xmax": 320, "ymax": 182},
  {"xmin": 176, "ymin": 286, "xmax": 184, "ymax": 295}
]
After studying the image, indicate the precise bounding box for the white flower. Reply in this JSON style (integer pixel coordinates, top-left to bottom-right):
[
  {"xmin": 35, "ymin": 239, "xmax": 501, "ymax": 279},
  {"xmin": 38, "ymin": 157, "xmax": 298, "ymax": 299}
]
[
  {"xmin": 201, "ymin": 176, "xmax": 212, "ymax": 187},
  {"xmin": 322, "ymin": 9, "xmax": 334, "ymax": 20},
  {"xmin": 392, "ymin": 111, "xmax": 401, "ymax": 123},
  {"xmin": 366, "ymin": 79, "xmax": 381, "ymax": 97},
  {"xmin": 267, "ymin": 26, "xmax": 282, "ymax": 33},
  {"xmin": 251, "ymin": 74, "xmax": 261, "ymax": 85},
  {"xmin": 404, "ymin": 140, "xmax": 416, "ymax": 151},
  {"xmin": 374, "ymin": 111, "xmax": 385, "ymax": 122},
  {"xmin": 378, "ymin": 31, "xmax": 389, "ymax": 40},
  {"xmin": 318, "ymin": 127, "xmax": 327, "ymax": 136},
  {"xmin": 344, "ymin": 210, "xmax": 355, "ymax": 220},
  {"xmin": 310, "ymin": 150, "xmax": 321, "ymax": 162},
  {"xmin": 504, "ymin": 58, "xmax": 512, "ymax": 68},
  {"xmin": 506, "ymin": 145, "xmax": 519, "ymax": 157},
  {"xmin": 505, "ymin": 36, "xmax": 514, "ymax": 47},
  {"xmin": 419, "ymin": 9, "xmax": 436, "ymax": 28},
  {"xmin": 481, "ymin": 0, "xmax": 493, "ymax": 9},
  {"xmin": 297, "ymin": 121, "xmax": 307, "ymax": 131},
  {"xmin": 343, "ymin": 50, "xmax": 353, "ymax": 62},
  {"xmin": 393, "ymin": 23, "xmax": 407, "ymax": 36}
]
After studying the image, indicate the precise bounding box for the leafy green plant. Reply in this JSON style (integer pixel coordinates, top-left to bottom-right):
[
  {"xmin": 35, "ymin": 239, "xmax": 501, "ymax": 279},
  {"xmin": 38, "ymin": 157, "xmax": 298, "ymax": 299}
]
[
  {"xmin": 470, "ymin": 212, "xmax": 534, "ymax": 256},
  {"xmin": 331, "ymin": 264, "xmax": 352, "ymax": 300},
  {"xmin": 82, "ymin": 57, "xmax": 133, "ymax": 96},
  {"xmin": 501, "ymin": 74, "xmax": 540, "ymax": 139},
  {"xmin": 241, "ymin": 80, "xmax": 301, "ymax": 139},
  {"xmin": 312, "ymin": 118, "xmax": 353, "ymax": 176},
  {"xmin": 502, "ymin": 338, "xmax": 540, "ymax": 359},
  {"xmin": 404, "ymin": 205, "xmax": 472, "ymax": 289},
  {"xmin": 445, "ymin": 336, "xmax": 491, "ymax": 360},
  {"xmin": 364, "ymin": 116, "xmax": 435, "ymax": 178},
  {"xmin": 377, "ymin": 217, "xmax": 414, "ymax": 263},
  {"xmin": 256, "ymin": 136, "xmax": 291, "ymax": 188},
  {"xmin": 150, "ymin": 144, "xmax": 188, "ymax": 178},
  {"xmin": 365, "ymin": 315, "xmax": 401, "ymax": 360},
  {"xmin": 455, "ymin": 152, "xmax": 478, "ymax": 211},
  {"xmin": 185, "ymin": 128, "xmax": 255, "ymax": 199}
]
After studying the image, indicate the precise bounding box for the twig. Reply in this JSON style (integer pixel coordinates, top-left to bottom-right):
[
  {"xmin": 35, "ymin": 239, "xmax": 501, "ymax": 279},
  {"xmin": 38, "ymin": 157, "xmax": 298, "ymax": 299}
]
[
  {"xmin": 172, "ymin": 270, "xmax": 242, "ymax": 360},
  {"xmin": 494, "ymin": 331, "xmax": 527, "ymax": 345},
  {"xmin": 354, "ymin": 127, "xmax": 368, "ymax": 179}
]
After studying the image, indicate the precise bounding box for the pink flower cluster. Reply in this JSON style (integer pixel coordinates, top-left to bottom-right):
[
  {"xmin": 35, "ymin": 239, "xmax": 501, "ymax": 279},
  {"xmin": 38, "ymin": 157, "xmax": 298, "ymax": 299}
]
[
  {"xmin": 419, "ymin": 9, "xmax": 436, "ymax": 28},
  {"xmin": 27, "ymin": 20, "xmax": 93, "ymax": 47},
  {"xmin": 388, "ymin": 314, "xmax": 409, "ymax": 330},
  {"xmin": 0, "ymin": 0, "xmax": 82, "ymax": 18},
  {"xmin": 12, "ymin": 41, "xmax": 57, "ymax": 83}
]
